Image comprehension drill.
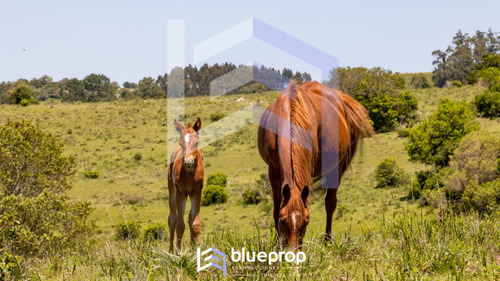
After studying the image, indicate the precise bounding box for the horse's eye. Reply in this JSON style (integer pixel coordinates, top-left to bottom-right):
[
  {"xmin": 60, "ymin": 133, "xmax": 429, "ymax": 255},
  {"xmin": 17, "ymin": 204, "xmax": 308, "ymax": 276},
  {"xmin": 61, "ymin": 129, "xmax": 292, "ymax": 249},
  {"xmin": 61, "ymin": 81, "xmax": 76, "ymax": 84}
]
[
  {"xmin": 279, "ymin": 219, "xmax": 285, "ymax": 224},
  {"xmin": 195, "ymin": 142, "xmax": 199, "ymax": 148}
]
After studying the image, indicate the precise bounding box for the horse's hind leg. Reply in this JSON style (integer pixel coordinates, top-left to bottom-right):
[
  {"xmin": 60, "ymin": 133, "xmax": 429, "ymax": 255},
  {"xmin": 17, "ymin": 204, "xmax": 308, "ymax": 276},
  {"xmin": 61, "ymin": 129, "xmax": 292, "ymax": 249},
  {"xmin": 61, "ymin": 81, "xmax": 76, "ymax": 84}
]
[
  {"xmin": 175, "ymin": 191, "xmax": 187, "ymax": 250},
  {"xmin": 168, "ymin": 183, "xmax": 177, "ymax": 252},
  {"xmin": 324, "ymin": 188, "xmax": 338, "ymax": 242},
  {"xmin": 188, "ymin": 187, "xmax": 202, "ymax": 245}
]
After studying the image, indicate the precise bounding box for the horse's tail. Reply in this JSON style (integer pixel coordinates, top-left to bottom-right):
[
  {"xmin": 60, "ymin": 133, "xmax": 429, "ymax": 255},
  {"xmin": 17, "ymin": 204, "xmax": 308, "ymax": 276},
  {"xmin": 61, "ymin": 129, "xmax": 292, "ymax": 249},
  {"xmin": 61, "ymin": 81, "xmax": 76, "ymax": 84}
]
[{"xmin": 340, "ymin": 92, "xmax": 375, "ymax": 140}]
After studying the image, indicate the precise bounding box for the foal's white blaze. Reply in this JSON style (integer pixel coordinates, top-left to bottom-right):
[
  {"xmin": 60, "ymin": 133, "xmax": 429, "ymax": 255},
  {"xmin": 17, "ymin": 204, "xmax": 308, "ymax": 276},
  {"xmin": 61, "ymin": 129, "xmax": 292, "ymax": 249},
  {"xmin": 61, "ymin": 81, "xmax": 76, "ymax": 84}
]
[{"xmin": 184, "ymin": 133, "xmax": 190, "ymax": 144}]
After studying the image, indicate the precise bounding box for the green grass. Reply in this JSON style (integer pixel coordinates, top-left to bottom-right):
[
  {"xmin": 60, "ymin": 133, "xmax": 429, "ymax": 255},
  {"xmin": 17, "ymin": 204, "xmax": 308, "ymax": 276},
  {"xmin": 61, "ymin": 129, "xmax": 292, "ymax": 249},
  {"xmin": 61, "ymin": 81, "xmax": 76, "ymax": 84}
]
[{"xmin": 1, "ymin": 85, "xmax": 500, "ymax": 280}]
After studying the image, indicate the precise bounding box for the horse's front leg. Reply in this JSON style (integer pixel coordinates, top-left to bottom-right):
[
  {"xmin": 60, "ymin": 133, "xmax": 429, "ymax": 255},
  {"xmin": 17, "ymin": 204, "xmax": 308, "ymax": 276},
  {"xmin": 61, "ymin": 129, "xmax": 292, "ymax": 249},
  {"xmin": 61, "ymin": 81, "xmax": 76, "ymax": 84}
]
[
  {"xmin": 268, "ymin": 166, "xmax": 282, "ymax": 243},
  {"xmin": 168, "ymin": 182, "xmax": 177, "ymax": 252},
  {"xmin": 175, "ymin": 191, "xmax": 187, "ymax": 250},
  {"xmin": 188, "ymin": 186, "xmax": 202, "ymax": 245}
]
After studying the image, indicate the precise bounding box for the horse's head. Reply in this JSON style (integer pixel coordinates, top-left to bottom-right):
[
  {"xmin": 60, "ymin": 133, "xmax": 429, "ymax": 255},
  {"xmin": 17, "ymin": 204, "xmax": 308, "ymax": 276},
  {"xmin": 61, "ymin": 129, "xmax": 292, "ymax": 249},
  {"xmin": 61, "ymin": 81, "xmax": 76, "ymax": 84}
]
[
  {"xmin": 174, "ymin": 117, "xmax": 201, "ymax": 169},
  {"xmin": 278, "ymin": 184, "xmax": 310, "ymax": 249}
]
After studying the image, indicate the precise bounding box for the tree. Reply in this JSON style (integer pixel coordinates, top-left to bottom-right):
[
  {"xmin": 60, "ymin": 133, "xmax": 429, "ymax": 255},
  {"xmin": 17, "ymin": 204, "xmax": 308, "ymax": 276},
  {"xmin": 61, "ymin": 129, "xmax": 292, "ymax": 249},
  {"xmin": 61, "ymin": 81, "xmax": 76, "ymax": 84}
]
[
  {"xmin": 137, "ymin": 77, "xmax": 165, "ymax": 99},
  {"xmin": 0, "ymin": 120, "xmax": 75, "ymax": 197},
  {"xmin": 405, "ymin": 99, "xmax": 480, "ymax": 167},
  {"xmin": 61, "ymin": 78, "xmax": 85, "ymax": 101},
  {"xmin": 82, "ymin": 73, "xmax": 115, "ymax": 101},
  {"xmin": 328, "ymin": 66, "xmax": 367, "ymax": 95},
  {"xmin": 123, "ymin": 81, "xmax": 137, "ymax": 89},
  {"xmin": 432, "ymin": 29, "xmax": 500, "ymax": 87}
]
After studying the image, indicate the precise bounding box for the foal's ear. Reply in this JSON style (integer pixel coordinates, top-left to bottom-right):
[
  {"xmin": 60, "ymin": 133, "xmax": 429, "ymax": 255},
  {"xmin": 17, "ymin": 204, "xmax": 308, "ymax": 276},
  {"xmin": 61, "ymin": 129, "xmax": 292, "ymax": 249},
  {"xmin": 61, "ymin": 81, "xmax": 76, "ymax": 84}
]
[
  {"xmin": 174, "ymin": 119, "xmax": 184, "ymax": 133},
  {"xmin": 301, "ymin": 185, "xmax": 309, "ymax": 204},
  {"xmin": 282, "ymin": 184, "xmax": 291, "ymax": 201},
  {"xmin": 193, "ymin": 117, "xmax": 201, "ymax": 132}
]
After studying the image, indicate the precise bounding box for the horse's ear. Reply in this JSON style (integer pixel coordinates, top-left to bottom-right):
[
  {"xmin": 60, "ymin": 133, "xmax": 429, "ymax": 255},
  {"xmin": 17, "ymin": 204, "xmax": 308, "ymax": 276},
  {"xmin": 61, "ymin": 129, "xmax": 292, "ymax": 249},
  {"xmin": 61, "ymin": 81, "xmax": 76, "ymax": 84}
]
[
  {"xmin": 174, "ymin": 119, "xmax": 184, "ymax": 133},
  {"xmin": 301, "ymin": 185, "xmax": 309, "ymax": 204},
  {"xmin": 193, "ymin": 117, "xmax": 201, "ymax": 132}
]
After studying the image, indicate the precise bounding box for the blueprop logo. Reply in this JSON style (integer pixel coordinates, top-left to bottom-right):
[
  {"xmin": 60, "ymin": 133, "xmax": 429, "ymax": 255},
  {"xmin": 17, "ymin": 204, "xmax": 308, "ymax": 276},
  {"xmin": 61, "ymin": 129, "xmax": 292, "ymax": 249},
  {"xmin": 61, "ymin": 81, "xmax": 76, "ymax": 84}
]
[
  {"xmin": 197, "ymin": 248, "xmax": 227, "ymax": 277},
  {"xmin": 197, "ymin": 247, "xmax": 306, "ymax": 277}
]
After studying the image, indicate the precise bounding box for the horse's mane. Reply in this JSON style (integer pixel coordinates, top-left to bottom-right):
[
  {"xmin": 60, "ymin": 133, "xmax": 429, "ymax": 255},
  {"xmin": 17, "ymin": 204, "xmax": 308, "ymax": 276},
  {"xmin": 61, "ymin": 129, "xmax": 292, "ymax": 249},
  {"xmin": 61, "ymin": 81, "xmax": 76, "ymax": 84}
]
[{"xmin": 288, "ymin": 80, "xmax": 318, "ymax": 191}]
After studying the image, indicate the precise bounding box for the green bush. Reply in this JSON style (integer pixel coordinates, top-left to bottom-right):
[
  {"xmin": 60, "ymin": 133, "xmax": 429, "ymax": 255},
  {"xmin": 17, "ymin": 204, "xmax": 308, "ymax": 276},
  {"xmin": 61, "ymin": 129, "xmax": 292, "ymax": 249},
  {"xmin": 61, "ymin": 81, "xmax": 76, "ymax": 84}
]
[
  {"xmin": 115, "ymin": 220, "xmax": 141, "ymax": 240},
  {"xmin": 133, "ymin": 152, "xmax": 143, "ymax": 162},
  {"xmin": 143, "ymin": 222, "xmax": 166, "ymax": 241},
  {"xmin": 242, "ymin": 188, "xmax": 263, "ymax": 204},
  {"xmin": 445, "ymin": 131, "xmax": 500, "ymax": 197},
  {"xmin": 462, "ymin": 180, "xmax": 500, "ymax": 213},
  {"xmin": 84, "ymin": 170, "xmax": 100, "ymax": 179},
  {"xmin": 0, "ymin": 252, "xmax": 22, "ymax": 280},
  {"xmin": 452, "ymin": 80, "xmax": 463, "ymax": 87},
  {"xmin": 0, "ymin": 191, "xmax": 94, "ymax": 257},
  {"xmin": 410, "ymin": 170, "xmax": 443, "ymax": 200},
  {"xmin": 202, "ymin": 185, "xmax": 228, "ymax": 206},
  {"xmin": 0, "ymin": 120, "xmax": 75, "ymax": 197},
  {"xmin": 410, "ymin": 74, "xmax": 432, "ymax": 89},
  {"xmin": 473, "ymin": 90, "xmax": 500, "ymax": 118},
  {"xmin": 9, "ymin": 86, "xmax": 32, "ymax": 104},
  {"xmin": 374, "ymin": 159, "xmax": 408, "ymax": 188},
  {"xmin": 405, "ymin": 99, "xmax": 480, "ymax": 167},
  {"xmin": 210, "ymin": 112, "xmax": 225, "ymax": 122},
  {"xmin": 357, "ymin": 91, "xmax": 418, "ymax": 132},
  {"xmin": 206, "ymin": 172, "xmax": 228, "ymax": 188},
  {"xmin": 20, "ymin": 98, "xmax": 29, "ymax": 106}
]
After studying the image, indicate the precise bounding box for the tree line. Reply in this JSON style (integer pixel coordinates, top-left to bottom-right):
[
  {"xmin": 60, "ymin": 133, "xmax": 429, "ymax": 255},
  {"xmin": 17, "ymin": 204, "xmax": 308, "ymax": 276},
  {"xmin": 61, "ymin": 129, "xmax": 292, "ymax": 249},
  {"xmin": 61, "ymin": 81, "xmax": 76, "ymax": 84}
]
[{"xmin": 0, "ymin": 64, "xmax": 312, "ymax": 104}]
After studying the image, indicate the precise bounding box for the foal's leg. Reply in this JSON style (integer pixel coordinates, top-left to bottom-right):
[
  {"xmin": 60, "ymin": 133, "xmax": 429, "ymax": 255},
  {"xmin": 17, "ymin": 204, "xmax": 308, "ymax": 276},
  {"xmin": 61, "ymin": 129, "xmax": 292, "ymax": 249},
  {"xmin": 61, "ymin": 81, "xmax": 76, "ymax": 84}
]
[
  {"xmin": 324, "ymin": 188, "xmax": 338, "ymax": 242},
  {"xmin": 168, "ymin": 183, "xmax": 177, "ymax": 252},
  {"xmin": 188, "ymin": 187, "xmax": 202, "ymax": 245},
  {"xmin": 175, "ymin": 191, "xmax": 187, "ymax": 250}
]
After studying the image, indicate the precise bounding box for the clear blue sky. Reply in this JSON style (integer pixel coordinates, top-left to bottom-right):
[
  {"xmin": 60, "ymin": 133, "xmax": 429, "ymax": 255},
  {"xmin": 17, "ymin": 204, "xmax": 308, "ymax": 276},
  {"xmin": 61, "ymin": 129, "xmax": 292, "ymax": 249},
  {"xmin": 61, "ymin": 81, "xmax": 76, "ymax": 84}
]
[{"xmin": 1, "ymin": 0, "xmax": 499, "ymax": 84}]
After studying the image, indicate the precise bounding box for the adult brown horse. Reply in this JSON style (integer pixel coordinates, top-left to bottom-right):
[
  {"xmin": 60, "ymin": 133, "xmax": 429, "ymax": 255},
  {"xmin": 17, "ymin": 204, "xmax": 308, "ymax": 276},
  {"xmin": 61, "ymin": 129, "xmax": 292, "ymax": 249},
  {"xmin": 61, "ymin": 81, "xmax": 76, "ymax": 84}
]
[
  {"xmin": 258, "ymin": 80, "xmax": 374, "ymax": 248},
  {"xmin": 168, "ymin": 118, "xmax": 204, "ymax": 252}
]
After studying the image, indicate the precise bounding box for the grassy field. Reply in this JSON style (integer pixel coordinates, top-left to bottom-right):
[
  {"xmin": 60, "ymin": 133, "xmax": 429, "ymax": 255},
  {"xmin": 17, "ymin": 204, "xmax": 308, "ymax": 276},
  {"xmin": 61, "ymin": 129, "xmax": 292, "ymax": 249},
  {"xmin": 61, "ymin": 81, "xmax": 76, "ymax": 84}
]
[{"xmin": 1, "ymin": 84, "xmax": 500, "ymax": 280}]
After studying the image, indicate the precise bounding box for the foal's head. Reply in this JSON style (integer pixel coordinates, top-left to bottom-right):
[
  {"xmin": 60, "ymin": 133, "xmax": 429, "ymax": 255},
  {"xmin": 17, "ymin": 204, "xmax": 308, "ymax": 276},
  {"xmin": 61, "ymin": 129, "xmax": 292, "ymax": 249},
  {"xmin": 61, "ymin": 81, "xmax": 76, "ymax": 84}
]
[
  {"xmin": 278, "ymin": 184, "xmax": 310, "ymax": 249},
  {"xmin": 174, "ymin": 117, "xmax": 201, "ymax": 169}
]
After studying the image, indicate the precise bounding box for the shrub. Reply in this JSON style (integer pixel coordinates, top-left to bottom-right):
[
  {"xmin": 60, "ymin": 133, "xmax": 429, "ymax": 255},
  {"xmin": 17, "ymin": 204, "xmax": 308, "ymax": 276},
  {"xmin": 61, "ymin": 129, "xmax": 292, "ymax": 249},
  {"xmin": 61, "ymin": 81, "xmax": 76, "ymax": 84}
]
[
  {"xmin": 410, "ymin": 170, "xmax": 443, "ymax": 200},
  {"xmin": 461, "ymin": 180, "xmax": 500, "ymax": 213},
  {"xmin": 115, "ymin": 220, "xmax": 141, "ymax": 240},
  {"xmin": 84, "ymin": 170, "xmax": 100, "ymax": 179},
  {"xmin": 210, "ymin": 112, "xmax": 225, "ymax": 122},
  {"xmin": 410, "ymin": 74, "xmax": 432, "ymax": 89},
  {"xmin": 202, "ymin": 185, "xmax": 228, "ymax": 206},
  {"xmin": 0, "ymin": 191, "xmax": 94, "ymax": 256},
  {"xmin": 405, "ymin": 99, "xmax": 480, "ymax": 167},
  {"xmin": 444, "ymin": 131, "xmax": 500, "ymax": 197},
  {"xmin": 473, "ymin": 90, "xmax": 500, "ymax": 118},
  {"xmin": 20, "ymin": 98, "xmax": 29, "ymax": 106},
  {"xmin": 452, "ymin": 80, "xmax": 463, "ymax": 87},
  {"xmin": 374, "ymin": 159, "xmax": 408, "ymax": 188},
  {"xmin": 206, "ymin": 172, "xmax": 228, "ymax": 188},
  {"xmin": 242, "ymin": 188, "xmax": 263, "ymax": 204},
  {"xmin": 0, "ymin": 120, "xmax": 75, "ymax": 197},
  {"xmin": 357, "ymin": 91, "xmax": 418, "ymax": 132},
  {"xmin": 0, "ymin": 252, "xmax": 22, "ymax": 280},
  {"xmin": 133, "ymin": 152, "xmax": 143, "ymax": 162},
  {"xmin": 9, "ymin": 86, "xmax": 32, "ymax": 104},
  {"xmin": 144, "ymin": 222, "xmax": 166, "ymax": 241}
]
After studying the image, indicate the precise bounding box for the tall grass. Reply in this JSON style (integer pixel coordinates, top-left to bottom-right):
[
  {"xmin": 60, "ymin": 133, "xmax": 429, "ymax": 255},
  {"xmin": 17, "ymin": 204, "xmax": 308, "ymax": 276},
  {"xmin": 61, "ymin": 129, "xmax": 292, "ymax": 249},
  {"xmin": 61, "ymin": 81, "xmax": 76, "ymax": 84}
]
[{"xmin": 23, "ymin": 210, "xmax": 500, "ymax": 280}]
